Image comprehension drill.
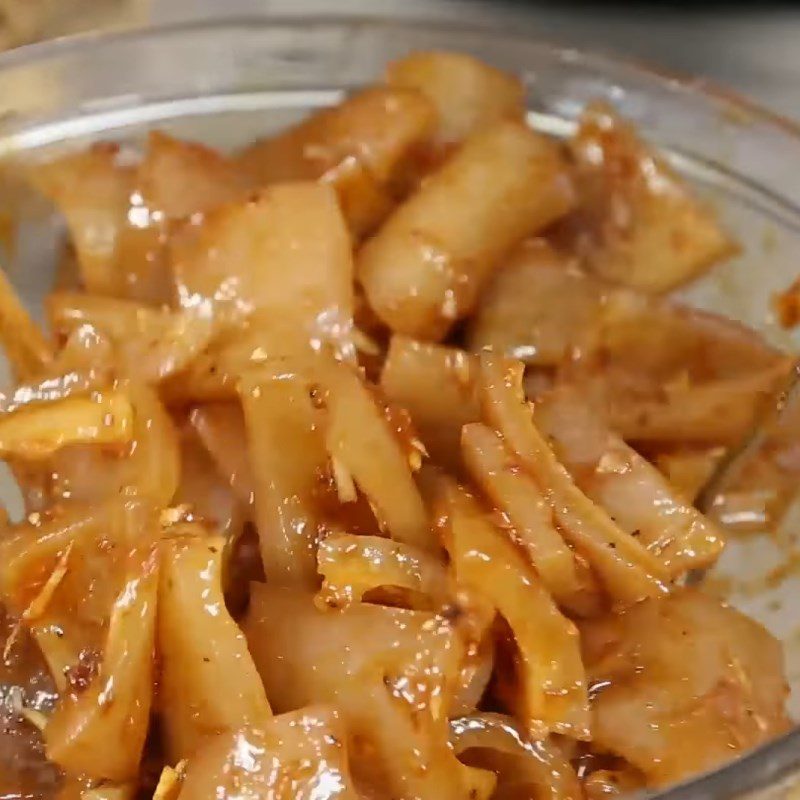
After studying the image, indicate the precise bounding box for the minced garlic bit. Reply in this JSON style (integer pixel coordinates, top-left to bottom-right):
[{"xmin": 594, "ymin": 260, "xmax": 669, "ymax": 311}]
[
  {"xmin": 22, "ymin": 542, "xmax": 73, "ymax": 622},
  {"xmin": 595, "ymin": 449, "xmax": 632, "ymax": 476},
  {"xmin": 20, "ymin": 705, "xmax": 47, "ymax": 732},
  {"xmin": 6, "ymin": 685, "xmax": 23, "ymax": 713},
  {"xmin": 408, "ymin": 437, "xmax": 428, "ymax": 472},
  {"xmin": 352, "ymin": 327, "xmax": 381, "ymax": 356},
  {"xmin": 153, "ymin": 760, "xmax": 188, "ymax": 800},
  {"xmin": 2, "ymin": 624, "xmax": 19, "ymax": 662},
  {"xmin": 451, "ymin": 350, "xmax": 472, "ymax": 387},
  {"xmin": 159, "ymin": 504, "xmax": 194, "ymax": 528},
  {"xmin": 7, "ymin": 686, "xmax": 48, "ymax": 732},
  {"xmin": 331, "ymin": 455, "xmax": 358, "ymax": 503}
]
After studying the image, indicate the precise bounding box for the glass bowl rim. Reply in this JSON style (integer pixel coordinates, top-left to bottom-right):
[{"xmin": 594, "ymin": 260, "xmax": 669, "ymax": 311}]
[
  {"xmin": 1, "ymin": 13, "xmax": 799, "ymax": 143},
  {"xmin": 0, "ymin": 13, "xmax": 798, "ymax": 800}
]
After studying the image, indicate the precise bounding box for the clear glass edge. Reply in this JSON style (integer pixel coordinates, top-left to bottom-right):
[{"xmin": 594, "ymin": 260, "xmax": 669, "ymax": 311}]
[
  {"xmin": 0, "ymin": 14, "xmax": 796, "ymax": 800},
  {"xmin": 1, "ymin": 13, "xmax": 800, "ymax": 141}
]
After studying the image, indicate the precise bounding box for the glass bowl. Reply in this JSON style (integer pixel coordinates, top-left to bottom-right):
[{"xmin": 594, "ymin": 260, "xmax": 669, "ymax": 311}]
[{"xmin": 0, "ymin": 16, "xmax": 799, "ymax": 800}]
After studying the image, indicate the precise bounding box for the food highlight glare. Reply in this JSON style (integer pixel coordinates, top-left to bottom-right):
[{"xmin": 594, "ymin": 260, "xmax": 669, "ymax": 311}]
[{"xmin": 0, "ymin": 48, "xmax": 793, "ymax": 800}]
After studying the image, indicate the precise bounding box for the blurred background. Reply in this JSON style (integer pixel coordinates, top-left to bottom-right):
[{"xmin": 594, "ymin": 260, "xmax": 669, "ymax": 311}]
[{"xmin": 1, "ymin": 0, "xmax": 798, "ymax": 119}]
